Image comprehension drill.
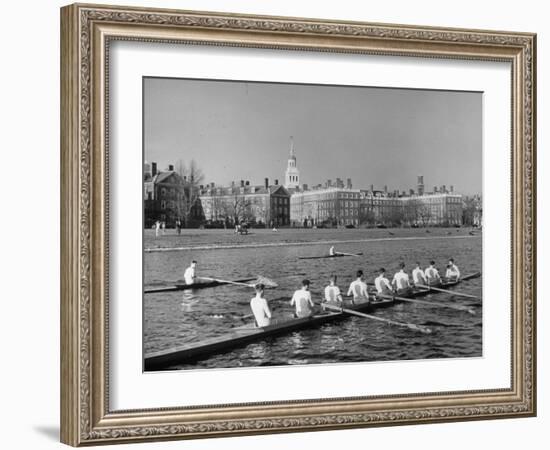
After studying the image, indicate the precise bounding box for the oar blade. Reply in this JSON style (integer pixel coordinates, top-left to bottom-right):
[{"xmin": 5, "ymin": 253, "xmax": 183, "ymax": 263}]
[{"xmin": 253, "ymin": 275, "xmax": 279, "ymax": 288}]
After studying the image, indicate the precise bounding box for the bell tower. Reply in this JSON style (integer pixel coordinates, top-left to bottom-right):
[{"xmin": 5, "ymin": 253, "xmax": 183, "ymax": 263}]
[{"xmin": 284, "ymin": 136, "xmax": 300, "ymax": 189}]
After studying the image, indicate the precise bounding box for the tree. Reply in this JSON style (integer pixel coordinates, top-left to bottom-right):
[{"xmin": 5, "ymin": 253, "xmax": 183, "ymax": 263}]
[
  {"xmin": 404, "ymin": 199, "xmax": 421, "ymax": 226},
  {"xmin": 175, "ymin": 159, "xmax": 205, "ymax": 226},
  {"xmin": 418, "ymin": 205, "xmax": 432, "ymax": 227}
]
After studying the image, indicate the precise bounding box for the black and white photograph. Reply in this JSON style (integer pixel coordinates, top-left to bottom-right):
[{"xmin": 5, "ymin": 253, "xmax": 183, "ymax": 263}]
[{"xmin": 143, "ymin": 77, "xmax": 483, "ymax": 371}]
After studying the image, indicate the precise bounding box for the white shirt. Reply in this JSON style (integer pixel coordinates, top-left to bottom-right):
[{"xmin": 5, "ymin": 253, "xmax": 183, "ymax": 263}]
[
  {"xmin": 374, "ymin": 274, "xmax": 392, "ymax": 294},
  {"xmin": 250, "ymin": 296, "xmax": 271, "ymax": 327},
  {"xmin": 324, "ymin": 285, "xmax": 341, "ymax": 303},
  {"xmin": 347, "ymin": 279, "xmax": 369, "ymax": 303},
  {"xmin": 329, "ymin": 246, "xmax": 335, "ymax": 256},
  {"xmin": 425, "ymin": 266, "xmax": 440, "ymax": 281},
  {"xmin": 183, "ymin": 266, "xmax": 195, "ymax": 285},
  {"xmin": 290, "ymin": 289, "xmax": 314, "ymax": 317},
  {"xmin": 446, "ymin": 264, "xmax": 460, "ymax": 279},
  {"xmin": 392, "ymin": 271, "xmax": 411, "ymax": 290},
  {"xmin": 412, "ymin": 267, "xmax": 427, "ymax": 285}
]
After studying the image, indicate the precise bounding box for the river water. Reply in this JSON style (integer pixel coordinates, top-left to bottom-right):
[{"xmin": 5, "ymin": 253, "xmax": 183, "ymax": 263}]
[{"xmin": 144, "ymin": 228, "xmax": 482, "ymax": 370}]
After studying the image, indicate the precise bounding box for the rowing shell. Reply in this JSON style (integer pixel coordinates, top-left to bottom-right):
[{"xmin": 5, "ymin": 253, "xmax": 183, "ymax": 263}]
[
  {"xmin": 298, "ymin": 252, "xmax": 363, "ymax": 260},
  {"xmin": 144, "ymin": 272, "xmax": 480, "ymax": 370},
  {"xmin": 144, "ymin": 278, "xmax": 256, "ymax": 294}
]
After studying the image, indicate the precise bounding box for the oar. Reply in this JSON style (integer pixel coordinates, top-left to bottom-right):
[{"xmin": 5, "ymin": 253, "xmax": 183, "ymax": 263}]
[
  {"xmin": 199, "ymin": 276, "xmax": 278, "ymax": 288},
  {"xmin": 335, "ymin": 251, "xmax": 363, "ymax": 257},
  {"xmin": 417, "ymin": 284, "xmax": 480, "ymax": 300},
  {"xmin": 378, "ymin": 294, "xmax": 476, "ymax": 315},
  {"xmin": 322, "ymin": 303, "xmax": 432, "ymax": 334}
]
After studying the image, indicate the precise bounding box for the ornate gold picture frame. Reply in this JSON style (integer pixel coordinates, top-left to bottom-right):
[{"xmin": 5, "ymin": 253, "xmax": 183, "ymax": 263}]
[{"xmin": 60, "ymin": 3, "xmax": 536, "ymax": 446}]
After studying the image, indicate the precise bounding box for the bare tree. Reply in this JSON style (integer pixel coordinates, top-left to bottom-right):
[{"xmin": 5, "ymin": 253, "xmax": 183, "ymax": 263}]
[
  {"xmin": 175, "ymin": 159, "xmax": 205, "ymax": 226},
  {"xmin": 404, "ymin": 199, "xmax": 421, "ymax": 226},
  {"xmin": 418, "ymin": 205, "xmax": 432, "ymax": 227}
]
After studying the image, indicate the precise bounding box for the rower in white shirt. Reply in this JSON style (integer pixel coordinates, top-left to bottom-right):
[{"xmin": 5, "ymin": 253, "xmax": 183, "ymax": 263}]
[
  {"xmin": 445, "ymin": 258, "xmax": 461, "ymax": 281},
  {"xmin": 392, "ymin": 262, "xmax": 412, "ymax": 295},
  {"xmin": 329, "ymin": 246, "xmax": 336, "ymax": 256},
  {"xmin": 183, "ymin": 260, "xmax": 197, "ymax": 285},
  {"xmin": 424, "ymin": 260, "xmax": 441, "ymax": 286},
  {"xmin": 290, "ymin": 279, "xmax": 315, "ymax": 318},
  {"xmin": 347, "ymin": 270, "xmax": 370, "ymax": 305},
  {"xmin": 412, "ymin": 262, "xmax": 428, "ymax": 286},
  {"xmin": 374, "ymin": 268, "xmax": 393, "ymax": 297},
  {"xmin": 324, "ymin": 275, "xmax": 343, "ymax": 305},
  {"xmin": 250, "ymin": 283, "xmax": 272, "ymax": 328}
]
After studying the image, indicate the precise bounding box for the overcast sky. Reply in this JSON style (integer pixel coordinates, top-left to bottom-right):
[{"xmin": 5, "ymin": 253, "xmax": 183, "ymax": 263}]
[{"xmin": 144, "ymin": 77, "xmax": 482, "ymax": 194}]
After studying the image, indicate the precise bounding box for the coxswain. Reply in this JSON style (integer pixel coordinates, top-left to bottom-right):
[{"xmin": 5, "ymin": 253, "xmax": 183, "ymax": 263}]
[
  {"xmin": 445, "ymin": 258, "xmax": 461, "ymax": 281},
  {"xmin": 392, "ymin": 262, "xmax": 412, "ymax": 295},
  {"xmin": 374, "ymin": 268, "xmax": 393, "ymax": 297},
  {"xmin": 324, "ymin": 275, "xmax": 343, "ymax": 305},
  {"xmin": 250, "ymin": 283, "xmax": 272, "ymax": 327},
  {"xmin": 424, "ymin": 260, "xmax": 441, "ymax": 286},
  {"xmin": 183, "ymin": 260, "xmax": 197, "ymax": 285},
  {"xmin": 412, "ymin": 261, "xmax": 428, "ymax": 286},
  {"xmin": 347, "ymin": 270, "xmax": 370, "ymax": 305},
  {"xmin": 290, "ymin": 279, "xmax": 315, "ymax": 318}
]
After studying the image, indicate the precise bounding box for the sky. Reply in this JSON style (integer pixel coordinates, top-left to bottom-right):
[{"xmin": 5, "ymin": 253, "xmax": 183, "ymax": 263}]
[{"xmin": 144, "ymin": 77, "xmax": 482, "ymax": 195}]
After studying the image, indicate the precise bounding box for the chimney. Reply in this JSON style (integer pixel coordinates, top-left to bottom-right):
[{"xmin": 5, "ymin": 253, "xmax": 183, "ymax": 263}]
[
  {"xmin": 240, "ymin": 180, "xmax": 244, "ymax": 187},
  {"xmin": 434, "ymin": 186, "xmax": 438, "ymax": 193},
  {"xmin": 275, "ymin": 179, "xmax": 279, "ymax": 185},
  {"xmin": 327, "ymin": 179, "xmax": 332, "ymax": 187},
  {"xmin": 245, "ymin": 180, "xmax": 250, "ymax": 186},
  {"xmin": 409, "ymin": 189, "xmax": 415, "ymax": 196},
  {"xmin": 347, "ymin": 178, "xmax": 352, "ymax": 189},
  {"xmin": 152, "ymin": 162, "xmax": 157, "ymax": 176},
  {"xmin": 441, "ymin": 185, "xmax": 446, "ymax": 193},
  {"xmin": 450, "ymin": 185, "xmax": 454, "ymax": 193},
  {"xmin": 264, "ymin": 178, "xmax": 269, "ymax": 189},
  {"xmin": 370, "ymin": 184, "xmax": 374, "ymax": 192},
  {"xmin": 168, "ymin": 164, "xmax": 174, "ymax": 171},
  {"xmin": 384, "ymin": 185, "xmax": 388, "ymax": 194},
  {"xmin": 303, "ymin": 184, "xmax": 308, "ymax": 191}
]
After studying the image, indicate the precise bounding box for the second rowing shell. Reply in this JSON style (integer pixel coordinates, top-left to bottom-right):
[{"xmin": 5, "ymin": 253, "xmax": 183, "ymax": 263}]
[{"xmin": 144, "ymin": 278, "xmax": 256, "ymax": 294}]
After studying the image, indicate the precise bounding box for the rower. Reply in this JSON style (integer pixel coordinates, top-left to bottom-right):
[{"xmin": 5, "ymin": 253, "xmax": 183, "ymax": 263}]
[
  {"xmin": 183, "ymin": 260, "xmax": 197, "ymax": 285},
  {"xmin": 412, "ymin": 261, "xmax": 428, "ymax": 287},
  {"xmin": 445, "ymin": 258, "xmax": 461, "ymax": 281},
  {"xmin": 424, "ymin": 260, "xmax": 441, "ymax": 286},
  {"xmin": 374, "ymin": 268, "xmax": 393, "ymax": 298},
  {"xmin": 329, "ymin": 246, "xmax": 336, "ymax": 256},
  {"xmin": 324, "ymin": 275, "xmax": 343, "ymax": 305},
  {"xmin": 250, "ymin": 283, "xmax": 272, "ymax": 328},
  {"xmin": 347, "ymin": 270, "xmax": 370, "ymax": 305},
  {"xmin": 290, "ymin": 279, "xmax": 315, "ymax": 318},
  {"xmin": 392, "ymin": 262, "xmax": 412, "ymax": 295}
]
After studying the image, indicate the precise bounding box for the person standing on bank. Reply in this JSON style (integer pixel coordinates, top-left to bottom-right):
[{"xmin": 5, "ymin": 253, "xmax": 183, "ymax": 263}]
[
  {"xmin": 347, "ymin": 270, "xmax": 370, "ymax": 305},
  {"xmin": 250, "ymin": 283, "xmax": 272, "ymax": 328},
  {"xmin": 290, "ymin": 279, "xmax": 315, "ymax": 318},
  {"xmin": 183, "ymin": 260, "xmax": 197, "ymax": 286}
]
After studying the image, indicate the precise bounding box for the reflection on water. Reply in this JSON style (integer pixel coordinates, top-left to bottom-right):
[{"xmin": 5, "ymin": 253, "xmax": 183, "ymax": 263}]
[{"xmin": 144, "ymin": 229, "xmax": 483, "ymax": 370}]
